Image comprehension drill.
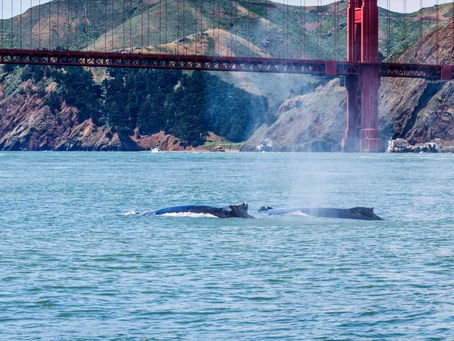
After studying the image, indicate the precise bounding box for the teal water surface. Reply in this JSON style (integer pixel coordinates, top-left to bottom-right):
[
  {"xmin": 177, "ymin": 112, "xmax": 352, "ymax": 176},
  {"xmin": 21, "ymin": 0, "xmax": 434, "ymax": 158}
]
[{"xmin": 1, "ymin": 152, "xmax": 454, "ymax": 340}]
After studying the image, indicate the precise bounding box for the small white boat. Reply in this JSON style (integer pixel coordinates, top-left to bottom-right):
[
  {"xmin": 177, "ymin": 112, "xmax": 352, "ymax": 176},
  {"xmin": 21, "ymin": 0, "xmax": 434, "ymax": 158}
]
[{"xmin": 151, "ymin": 146, "xmax": 161, "ymax": 153}]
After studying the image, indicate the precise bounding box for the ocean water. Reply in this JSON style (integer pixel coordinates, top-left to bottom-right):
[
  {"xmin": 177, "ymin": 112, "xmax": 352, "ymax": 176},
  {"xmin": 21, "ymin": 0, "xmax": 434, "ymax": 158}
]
[{"xmin": 0, "ymin": 152, "xmax": 453, "ymax": 340}]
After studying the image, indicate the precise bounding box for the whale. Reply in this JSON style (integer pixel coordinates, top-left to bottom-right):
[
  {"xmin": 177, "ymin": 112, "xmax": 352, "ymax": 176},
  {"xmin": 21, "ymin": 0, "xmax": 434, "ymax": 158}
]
[
  {"xmin": 258, "ymin": 206, "xmax": 383, "ymax": 221},
  {"xmin": 142, "ymin": 202, "xmax": 254, "ymax": 219}
]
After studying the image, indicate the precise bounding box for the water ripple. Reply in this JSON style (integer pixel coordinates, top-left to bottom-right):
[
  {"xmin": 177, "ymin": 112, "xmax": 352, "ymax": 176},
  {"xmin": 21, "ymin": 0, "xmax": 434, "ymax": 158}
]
[{"xmin": 0, "ymin": 152, "xmax": 454, "ymax": 339}]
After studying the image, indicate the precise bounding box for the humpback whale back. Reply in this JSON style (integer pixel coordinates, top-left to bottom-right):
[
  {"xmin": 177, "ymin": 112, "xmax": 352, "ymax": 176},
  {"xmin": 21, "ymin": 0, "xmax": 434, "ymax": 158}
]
[
  {"xmin": 259, "ymin": 206, "xmax": 383, "ymax": 221},
  {"xmin": 144, "ymin": 202, "xmax": 253, "ymax": 218}
]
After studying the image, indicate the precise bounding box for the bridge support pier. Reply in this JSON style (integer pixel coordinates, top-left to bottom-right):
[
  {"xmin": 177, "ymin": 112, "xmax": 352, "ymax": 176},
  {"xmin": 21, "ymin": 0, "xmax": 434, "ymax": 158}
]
[
  {"xmin": 343, "ymin": 66, "xmax": 381, "ymax": 153},
  {"xmin": 359, "ymin": 64, "xmax": 381, "ymax": 152},
  {"xmin": 343, "ymin": 0, "xmax": 381, "ymax": 152},
  {"xmin": 342, "ymin": 75, "xmax": 360, "ymax": 152}
]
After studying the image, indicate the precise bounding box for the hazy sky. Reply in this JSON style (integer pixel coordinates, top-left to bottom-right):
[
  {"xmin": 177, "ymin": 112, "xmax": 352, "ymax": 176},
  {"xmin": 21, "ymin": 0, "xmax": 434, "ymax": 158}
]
[{"xmin": 1, "ymin": 0, "xmax": 452, "ymax": 19}]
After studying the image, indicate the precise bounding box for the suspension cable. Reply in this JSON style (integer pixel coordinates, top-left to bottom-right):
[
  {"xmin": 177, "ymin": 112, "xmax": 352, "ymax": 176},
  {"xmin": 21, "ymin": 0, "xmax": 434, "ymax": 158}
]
[
  {"xmin": 10, "ymin": 0, "xmax": 13, "ymax": 49},
  {"xmin": 436, "ymin": 0, "xmax": 439, "ymax": 64},
  {"xmin": 75, "ymin": 0, "xmax": 78, "ymax": 50},
  {"xmin": 177, "ymin": 0, "xmax": 180, "ymax": 53},
  {"xmin": 129, "ymin": 0, "xmax": 132, "ymax": 51},
  {"xmin": 165, "ymin": 0, "xmax": 168, "ymax": 48},
  {"xmin": 419, "ymin": 0, "xmax": 423, "ymax": 40},
  {"xmin": 92, "ymin": 1, "xmax": 96, "ymax": 51},
  {"xmin": 104, "ymin": 0, "xmax": 107, "ymax": 52},
  {"xmin": 112, "ymin": 0, "xmax": 114, "ymax": 50},
  {"xmin": 48, "ymin": 0, "xmax": 51, "ymax": 50},
  {"xmin": 30, "ymin": 0, "xmax": 32, "ymax": 49},
  {"xmin": 122, "ymin": 0, "xmax": 125, "ymax": 49},
  {"xmin": 452, "ymin": 0, "xmax": 454, "ymax": 64},
  {"xmin": 402, "ymin": 0, "xmax": 407, "ymax": 49},
  {"xmin": 333, "ymin": 0, "xmax": 338, "ymax": 59},
  {"xmin": 387, "ymin": 0, "xmax": 391, "ymax": 59},
  {"xmin": 38, "ymin": 0, "xmax": 41, "ymax": 49},
  {"xmin": 1, "ymin": 0, "xmax": 4, "ymax": 48}
]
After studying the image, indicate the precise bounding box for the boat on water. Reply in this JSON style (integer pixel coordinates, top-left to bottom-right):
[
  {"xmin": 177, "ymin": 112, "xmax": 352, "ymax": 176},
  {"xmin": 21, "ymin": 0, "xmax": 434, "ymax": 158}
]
[{"xmin": 151, "ymin": 145, "xmax": 161, "ymax": 153}]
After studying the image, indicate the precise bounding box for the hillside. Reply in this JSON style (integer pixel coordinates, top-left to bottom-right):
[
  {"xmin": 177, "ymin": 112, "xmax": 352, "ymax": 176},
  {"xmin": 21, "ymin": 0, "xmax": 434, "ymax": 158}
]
[
  {"xmin": 0, "ymin": 1, "xmax": 452, "ymax": 151},
  {"xmin": 242, "ymin": 23, "xmax": 454, "ymax": 151},
  {"xmin": 4, "ymin": 0, "xmax": 450, "ymax": 59}
]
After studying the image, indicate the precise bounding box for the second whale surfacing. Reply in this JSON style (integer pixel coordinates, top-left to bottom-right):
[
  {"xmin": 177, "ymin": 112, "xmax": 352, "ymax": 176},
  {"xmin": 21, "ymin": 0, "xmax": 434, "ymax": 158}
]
[
  {"xmin": 143, "ymin": 202, "xmax": 254, "ymax": 219},
  {"xmin": 259, "ymin": 206, "xmax": 383, "ymax": 221}
]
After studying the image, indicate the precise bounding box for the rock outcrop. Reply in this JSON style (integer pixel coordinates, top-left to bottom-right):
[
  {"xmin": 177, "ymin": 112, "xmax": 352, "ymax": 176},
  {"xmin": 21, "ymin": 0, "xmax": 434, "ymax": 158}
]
[
  {"xmin": 243, "ymin": 24, "xmax": 454, "ymax": 151},
  {"xmin": 0, "ymin": 77, "xmax": 192, "ymax": 151}
]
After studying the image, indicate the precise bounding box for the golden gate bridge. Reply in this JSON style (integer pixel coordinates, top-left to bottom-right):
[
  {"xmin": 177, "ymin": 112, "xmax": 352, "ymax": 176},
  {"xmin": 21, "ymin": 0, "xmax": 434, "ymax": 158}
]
[{"xmin": 0, "ymin": 0, "xmax": 453, "ymax": 151}]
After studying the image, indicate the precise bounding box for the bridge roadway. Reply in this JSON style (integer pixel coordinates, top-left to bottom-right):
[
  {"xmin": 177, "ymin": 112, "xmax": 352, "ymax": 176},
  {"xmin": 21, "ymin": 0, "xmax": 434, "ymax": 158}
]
[{"xmin": 0, "ymin": 49, "xmax": 452, "ymax": 81}]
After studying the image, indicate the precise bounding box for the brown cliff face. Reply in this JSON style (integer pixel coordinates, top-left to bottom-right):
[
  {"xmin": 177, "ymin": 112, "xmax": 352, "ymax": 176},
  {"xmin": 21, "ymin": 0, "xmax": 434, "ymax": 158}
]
[
  {"xmin": 380, "ymin": 25, "xmax": 454, "ymax": 145},
  {"xmin": 0, "ymin": 74, "xmax": 190, "ymax": 151},
  {"xmin": 244, "ymin": 25, "xmax": 454, "ymax": 151},
  {"xmin": 242, "ymin": 79, "xmax": 346, "ymax": 151}
]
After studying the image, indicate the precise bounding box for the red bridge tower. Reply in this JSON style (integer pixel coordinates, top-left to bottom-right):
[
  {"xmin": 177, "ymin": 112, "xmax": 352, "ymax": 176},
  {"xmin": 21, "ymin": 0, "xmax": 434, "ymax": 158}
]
[{"xmin": 343, "ymin": 0, "xmax": 381, "ymax": 152}]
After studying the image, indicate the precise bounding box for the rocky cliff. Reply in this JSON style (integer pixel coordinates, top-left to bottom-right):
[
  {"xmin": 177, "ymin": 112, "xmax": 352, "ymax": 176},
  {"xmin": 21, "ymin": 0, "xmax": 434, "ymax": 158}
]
[
  {"xmin": 0, "ymin": 72, "xmax": 191, "ymax": 151},
  {"xmin": 243, "ymin": 24, "xmax": 454, "ymax": 151}
]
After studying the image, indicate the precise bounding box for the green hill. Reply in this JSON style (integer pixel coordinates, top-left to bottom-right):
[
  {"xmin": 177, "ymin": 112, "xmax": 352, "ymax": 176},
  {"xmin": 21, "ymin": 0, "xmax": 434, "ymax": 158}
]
[{"xmin": 3, "ymin": 0, "xmax": 452, "ymax": 60}]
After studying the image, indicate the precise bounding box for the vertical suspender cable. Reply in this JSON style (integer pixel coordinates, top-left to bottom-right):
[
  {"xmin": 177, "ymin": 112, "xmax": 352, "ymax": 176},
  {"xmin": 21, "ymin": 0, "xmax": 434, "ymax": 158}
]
[
  {"xmin": 182, "ymin": 0, "xmax": 185, "ymax": 54},
  {"xmin": 177, "ymin": 0, "xmax": 180, "ymax": 53},
  {"xmin": 20, "ymin": 0, "xmax": 23, "ymax": 49},
  {"xmin": 403, "ymin": 0, "xmax": 407, "ymax": 49},
  {"xmin": 451, "ymin": 0, "xmax": 454, "ymax": 64},
  {"xmin": 299, "ymin": 0, "xmax": 302, "ymax": 58},
  {"xmin": 129, "ymin": 0, "xmax": 132, "ymax": 50},
  {"xmin": 38, "ymin": 0, "xmax": 41, "ymax": 49},
  {"xmin": 387, "ymin": 0, "xmax": 391, "ymax": 59},
  {"xmin": 284, "ymin": 0, "xmax": 287, "ymax": 58},
  {"xmin": 287, "ymin": 0, "xmax": 290, "ymax": 58},
  {"xmin": 1, "ymin": 0, "xmax": 3, "ymax": 48},
  {"xmin": 333, "ymin": 0, "xmax": 338, "ymax": 60},
  {"xmin": 68, "ymin": 0, "xmax": 71, "ymax": 49},
  {"xmin": 112, "ymin": 0, "xmax": 114, "ymax": 50},
  {"xmin": 195, "ymin": 0, "xmax": 199, "ymax": 54},
  {"xmin": 282, "ymin": 0, "xmax": 285, "ymax": 57},
  {"xmin": 287, "ymin": 0, "xmax": 289, "ymax": 58},
  {"xmin": 436, "ymin": 0, "xmax": 439, "ymax": 64},
  {"xmin": 229, "ymin": 0, "xmax": 232, "ymax": 57},
  {"xmin": 122, "ymin": 0, "xmax": 125, "ymax": 49},
  {"xmin": 246, "ymin": 1, "xmax": 250, "ymax": 56},
  {"xmin": 217, "ymin": 0, "xmax": 220, "ymax": 56},
  {"xmin": 48, "ymin": 0, "xmax": 51, "ymax": 50},
  {"xmin": 30, "ymin": 0, "xmax": 33, "ymax": 49},
  {"xmin": 57, "ymin": 0, "xmax": 60, "ymax": 49},
  {"xmin": 317, "ymin": 0, "xmax": 321, "ymax": 59},
  {"xmin": 218, "ymin": 0, "xmax": 221, "ymax": 56},
  {"xmin": 267, "ymin": 0, "xmax": 271, "ymax": 57},
  {"xmin": 211, "ymin": 0, "xmax": 214, "ymax": 55},
  {"xmin": 140, "ymin": 0, "xmax": 143, "ymax": 49},
  {"xmin": 303, "ymin": 0, "xmax": 306, "ymax": 58},
  {"xmin": 283, "ymin": 1, "xmax": 286, "ymax": 58},
  {"xmin": 419, "ymin": 0, "xmax": 423, "ymax": 40},
  {"xmin": 86, "ymin": 0, "xmax": 89, "ymax": 49},
  {"xmin": 159, "ymin": 0, "xmax": 161, "ymax": 47},
  {"xmin": 147, "ymin": 0, "xmax": 151, "ymax": 48},
  {"xmin": 193, "ymin": 0, "xmax": 196, "ymax": 53},
  {"xmin": 75, "ymin": 0, "xmax": 78, "ymax": 50},
  {"xmin": 165, "ymin": 0, "xmax": 168, "ymax": 48},
  {"xmin": 320, "ymin": 0, "xmax": 324, "ymax": 59},
  {"xmin": 200, "ymin": 0, "xmax": 203, "ymax": 55},
  {"xmin": 250, "ymin": 0, "xmax": 254, "ymax": 57},
  {"xmin": 105, "ymin": 0, "xmax": 107, "ymax": 52},
  {"xmin": 10, "ymin": 0, "xmax": 13, "ymax": 49},
  {"xmin": 280, "ymin": 2, "xmax": 283, "ymax": 58},
  {"xmin": 234, "ymin": 0, "xmax": 238, "ymax": 57}
]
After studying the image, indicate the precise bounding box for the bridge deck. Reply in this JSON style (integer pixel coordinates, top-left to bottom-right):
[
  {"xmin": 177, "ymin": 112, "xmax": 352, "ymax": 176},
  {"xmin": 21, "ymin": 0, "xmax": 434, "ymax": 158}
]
[{"xmin": 0, "ymin": 49, "xmax": 452, "ymax": 81}]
